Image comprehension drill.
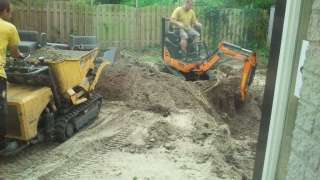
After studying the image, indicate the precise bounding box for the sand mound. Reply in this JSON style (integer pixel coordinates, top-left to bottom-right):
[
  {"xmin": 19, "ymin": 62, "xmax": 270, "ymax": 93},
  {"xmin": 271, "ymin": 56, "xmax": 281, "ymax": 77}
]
[
  {"xmin": 96, "ymin": 59, "xmax": 213, "ymax": 114},
  {"xmin": 194, "ymin": 64, "xmax": 263, "ymax": 139}
]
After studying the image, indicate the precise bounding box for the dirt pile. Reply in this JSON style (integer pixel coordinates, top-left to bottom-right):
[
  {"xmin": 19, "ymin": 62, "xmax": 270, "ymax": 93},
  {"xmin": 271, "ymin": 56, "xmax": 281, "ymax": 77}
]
[
  {"xmin": 197, "ymin": 77, "xmax": 262, "ymax": 139},
  {"xmin": 29, "ymin": 47, "xmax": 88, "ymax": 61},
  {"xmin": 96, "ymin": 59, "xmax": 213, "ymax": 114},
  {"xmin": 197, "ymin": 76, "xmax": 241, "ymax": 115},
  {"xmin": 194, "ymin": 62, "xmax": 263, "ymax": 139}
]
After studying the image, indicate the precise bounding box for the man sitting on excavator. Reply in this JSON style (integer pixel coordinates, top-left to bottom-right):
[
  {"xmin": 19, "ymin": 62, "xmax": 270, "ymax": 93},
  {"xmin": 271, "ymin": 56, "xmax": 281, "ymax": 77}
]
[{"xmin": 170, "ymin": 0, "xmax": 202, "ymax": 56}]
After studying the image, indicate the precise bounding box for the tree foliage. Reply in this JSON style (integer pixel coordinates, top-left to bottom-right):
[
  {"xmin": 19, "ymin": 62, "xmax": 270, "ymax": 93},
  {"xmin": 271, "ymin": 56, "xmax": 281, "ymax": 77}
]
[
  {"xmin": 195, "ymin": 0, "xmax": 273, "ymax": 9},
  {"xmin": 11, "ymin": 0, "xmax": 273, "ymax": 9},
  {"xmin": 119, "ymin": 0, "xmax": 273, "ymax": 9},
  {"xmin": 119, "ymin": 0, "xmax": 178, "ymax": 6}
]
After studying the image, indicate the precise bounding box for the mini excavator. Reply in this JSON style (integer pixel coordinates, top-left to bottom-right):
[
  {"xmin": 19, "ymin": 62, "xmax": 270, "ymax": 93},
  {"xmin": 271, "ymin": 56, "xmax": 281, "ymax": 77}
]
[{"xmin": 161, "ymin": 17, "xmax": 257, "ymax": 102}]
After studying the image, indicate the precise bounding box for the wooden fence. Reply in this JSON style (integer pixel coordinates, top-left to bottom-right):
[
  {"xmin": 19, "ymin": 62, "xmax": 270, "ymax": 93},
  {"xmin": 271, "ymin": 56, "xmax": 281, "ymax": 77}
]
[
  {"xmin": 12, "ymin": 1, "xmax": 269, "ymax": 49},
  {"xmin": 204, "ymin": 8, "xmax": 269, "ymax": 48}
]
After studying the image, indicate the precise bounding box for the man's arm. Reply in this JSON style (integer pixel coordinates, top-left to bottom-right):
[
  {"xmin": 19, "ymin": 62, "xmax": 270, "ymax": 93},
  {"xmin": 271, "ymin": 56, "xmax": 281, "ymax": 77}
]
[
  {"xmin": 10, "ymin": 45, "xmax": 23, "ymax": 58},
  {"xmin": 191, "ymin": 10, "xmax": 202, "ymax": 28},
  {"xmin": 8, "ymin": 25, "xmax": 23, "ymax": 59},
  {"xmin": 170, "ymin": 18, "xmax": 184, "ymax": 28}
]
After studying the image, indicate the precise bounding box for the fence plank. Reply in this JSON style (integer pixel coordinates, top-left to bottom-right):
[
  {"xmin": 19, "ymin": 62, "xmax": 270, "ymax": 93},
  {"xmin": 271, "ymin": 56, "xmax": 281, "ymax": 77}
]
[
  {"xmin": 59, "ymin": 1, "xmax": 64, "ymax": 42},
  {"xmin": 96, "ymin": 5, "xmax": 101, "ymax": 46},
  {"xmin": 104, "ymin": 5, "xmax": 110, "ymax": 47},
  {"xmin": 66, "ymin": 2, "xmax": 71, "ymax": 40}
]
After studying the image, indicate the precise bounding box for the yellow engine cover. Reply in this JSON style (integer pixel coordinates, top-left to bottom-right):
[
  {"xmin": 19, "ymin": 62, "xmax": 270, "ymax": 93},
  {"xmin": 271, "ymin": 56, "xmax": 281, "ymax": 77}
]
[{"xmin": 7, "ymin": 84, "xmax": 53, "ymax": 141}]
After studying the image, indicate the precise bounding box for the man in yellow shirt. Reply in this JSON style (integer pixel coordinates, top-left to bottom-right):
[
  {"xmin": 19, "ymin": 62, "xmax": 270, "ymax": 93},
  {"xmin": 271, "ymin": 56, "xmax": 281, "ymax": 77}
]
[
  {"xmin": 170, "ymin": 0, "xmax": 202, "ymax": 54},
  {"xmin": 0, "ymin": 0, "xmax": 23, "ymax": 145}
]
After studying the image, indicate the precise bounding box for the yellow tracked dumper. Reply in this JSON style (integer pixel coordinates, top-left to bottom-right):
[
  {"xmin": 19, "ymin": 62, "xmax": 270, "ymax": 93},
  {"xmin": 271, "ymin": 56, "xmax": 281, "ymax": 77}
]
[{"xmin": 0, "ymin": 47, "xmax": 112, "ymax": 155}]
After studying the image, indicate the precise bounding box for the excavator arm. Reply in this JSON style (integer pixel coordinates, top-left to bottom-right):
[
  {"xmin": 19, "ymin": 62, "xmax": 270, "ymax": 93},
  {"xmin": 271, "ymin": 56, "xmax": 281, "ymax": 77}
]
[
  {"xmin": 163, "ymin": 41, "xmax": 257, "ymax": 101},
  {"xmin": 199, "ymin": 42, "xmax": 257, "ymax": 101}
]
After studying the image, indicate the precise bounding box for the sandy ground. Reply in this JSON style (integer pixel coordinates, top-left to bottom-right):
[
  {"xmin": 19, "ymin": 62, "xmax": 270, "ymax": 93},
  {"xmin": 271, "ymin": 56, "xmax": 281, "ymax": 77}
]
[{"xmin": 0, "ymin": 50, "xmax": 266, "ymax": 180}]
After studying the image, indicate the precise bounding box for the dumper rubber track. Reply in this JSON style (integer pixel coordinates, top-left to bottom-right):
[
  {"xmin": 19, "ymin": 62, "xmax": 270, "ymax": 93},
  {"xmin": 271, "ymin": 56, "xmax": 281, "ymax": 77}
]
[{"xmin": 54, "ymin": 93, "xmax": 103, "ymax": 142}]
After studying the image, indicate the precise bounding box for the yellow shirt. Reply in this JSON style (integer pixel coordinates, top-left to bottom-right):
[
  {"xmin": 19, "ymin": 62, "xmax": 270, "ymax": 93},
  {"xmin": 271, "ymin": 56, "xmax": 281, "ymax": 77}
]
[
  {"xmin": 0, "ymin": 18, "xmax": 20, "ymax": 79},
  {"xmin": 171, "ymin": 7, "xmax": 197, "ymax": 28}
]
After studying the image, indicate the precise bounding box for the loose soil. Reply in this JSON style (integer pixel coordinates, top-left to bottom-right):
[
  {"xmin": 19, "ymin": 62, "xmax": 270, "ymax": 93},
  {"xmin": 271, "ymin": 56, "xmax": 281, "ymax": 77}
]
[{"xmin": 0, "ymin": 49, "xmax": 266, "ymax": 180}]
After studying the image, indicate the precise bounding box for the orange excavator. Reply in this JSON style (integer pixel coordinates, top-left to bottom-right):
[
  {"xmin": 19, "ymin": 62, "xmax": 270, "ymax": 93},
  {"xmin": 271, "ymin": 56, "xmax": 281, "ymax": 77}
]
[{"xmin": 161, "ymin": 17, "xmax": 257, "ymax": 102}]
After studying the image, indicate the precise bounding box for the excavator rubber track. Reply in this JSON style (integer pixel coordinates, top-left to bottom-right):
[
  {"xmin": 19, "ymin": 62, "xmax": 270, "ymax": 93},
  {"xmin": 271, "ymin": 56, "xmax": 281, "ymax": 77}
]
[{"xmin": 55, "ymin": 93, "xmax": 103, "ymax": 142}]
